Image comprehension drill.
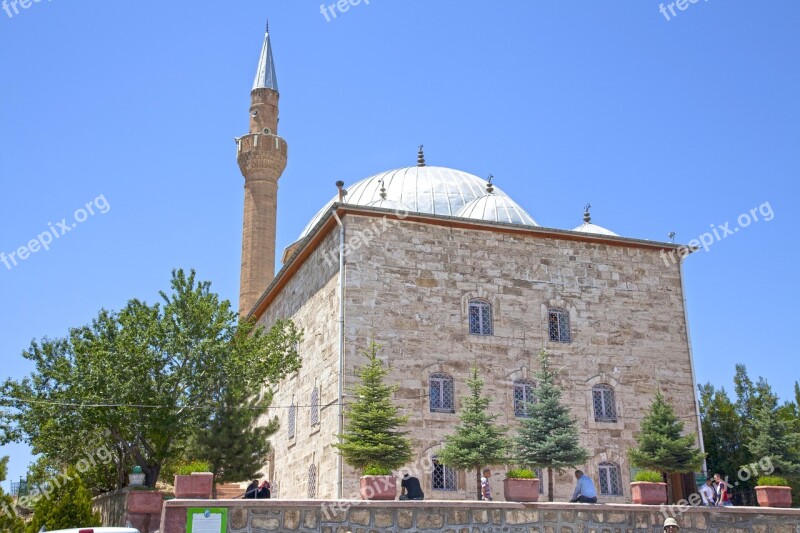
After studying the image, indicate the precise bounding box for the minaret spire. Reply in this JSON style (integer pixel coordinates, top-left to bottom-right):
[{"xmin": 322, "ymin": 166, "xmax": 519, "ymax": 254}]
[{"xmin": 253, "ymin": 22, "xmax": 278, "ymax": 91}]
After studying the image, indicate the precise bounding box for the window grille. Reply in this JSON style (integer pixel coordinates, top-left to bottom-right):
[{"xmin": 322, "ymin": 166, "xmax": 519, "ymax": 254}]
[
  {"xmin": 310, "ymin": 387, "xmax": 320, "ymax": 426},
  {"xmin": 307, "ymin": 464, "xmax": 317, "ymax": 498},
  {"xmin": 592, "ymin": 384, "xmax": 617, "ymax": 422},
  {"xmin": 432, "ymin": 456, "xmax": 457, "ymax": 491},
  {"xmin": 288, "ymin": 402, "xmax": 296, "ymax": 439},
  {"xmin": 468, "ymin": 299, "xmax": 493, "ymax": 335},
  {"xmin": 429, "ymin": 373, "xmax": 455, "ymax": 413},
  {"xmin": 513, "ymin": 379, "xmax": 536, "ymax": 418},
  {"xmin": 548, "ymin": 309, "xmax": 570, "ymax": 342},
  {"xmin": 598, "ymin": 462, "xmax": 622, "ymax": 496}
]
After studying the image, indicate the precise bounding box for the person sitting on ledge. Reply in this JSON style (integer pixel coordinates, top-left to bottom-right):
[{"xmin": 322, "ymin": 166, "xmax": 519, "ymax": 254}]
[
  {"xmin": 400, "ymin": 472, "xmax": 424, "ymax": 500},
  {"xmin": 569, "ymin": 469, "xmax": 598, "ymax": 503}
]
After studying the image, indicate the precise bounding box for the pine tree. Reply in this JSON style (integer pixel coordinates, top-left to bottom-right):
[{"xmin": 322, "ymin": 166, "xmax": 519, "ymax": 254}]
[
  {"xmin": 191, "ymin": 386, "xmax": 277, "ymax": 497},
  {"xmin": 437, "ymin": 365, "xmax": 510, "ymax": 500},
  {"xmin": 628, "ymin": 393, "xmax": 704, "ymax": 504},
  {"xmin": 746, "ymin": 403, "xmax": 800, "ymax": 479},
  {"xmin": 26, "ymin": 468, "xmax": 100, "ymax": 533},
  {"xmin": 334, "ymin": 341, "xmax": 413, "ymax": 473},
  {"xmin": 512, "ymin": 351, "xmax": 588, "ymax": 501}
]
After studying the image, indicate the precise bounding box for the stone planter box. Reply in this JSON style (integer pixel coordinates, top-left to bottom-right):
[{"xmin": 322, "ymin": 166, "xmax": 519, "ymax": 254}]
[
  {"xmin": 755, "ymin": 485, "xmax": 792, "ymax": 508},
  {"xmin": 359, "ymin": 475, "xmax": 397, "ymax": 500},
  {"xmin": 503, "ymin": 478, "xmax": 540, "ymax": 502},
  {"xmin": 174, "ymin": 472, "xmax": 214, "ymax": 499},
  {"xmin": 630, "ymin": 481, "xmax": 667, "ymax": 505}
]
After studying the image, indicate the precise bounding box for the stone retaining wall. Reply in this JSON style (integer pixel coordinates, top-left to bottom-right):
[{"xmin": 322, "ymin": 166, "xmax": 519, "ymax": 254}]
[{"xmin": 159, "ymin": 499, "xmax": 800, "ymax": 533}]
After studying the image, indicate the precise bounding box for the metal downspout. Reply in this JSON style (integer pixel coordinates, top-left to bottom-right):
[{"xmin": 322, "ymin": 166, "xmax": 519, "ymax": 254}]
[
  {"xmin": 679, "ymin": 256, "xmax": 708, "ymax": 475},
  {"xmin": 332, "ymin": 210, "xmax": 345, "ymax": 498}
]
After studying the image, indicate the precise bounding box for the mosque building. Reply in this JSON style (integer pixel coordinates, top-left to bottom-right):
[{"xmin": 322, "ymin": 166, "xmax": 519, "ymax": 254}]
[{"xmin": 236, "ymin": 26, "xmax": 703, "ymax": 502}]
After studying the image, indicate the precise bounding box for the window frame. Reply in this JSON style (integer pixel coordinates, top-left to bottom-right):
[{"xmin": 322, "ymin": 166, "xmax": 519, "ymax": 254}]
[
  {"xmin": 310, "ymin": 386, "xmax": 320, "ymax": 427},
  {"xmin": 598, "ymin": 461, "xmax": 623, "ymax": 496},
  {"xmin": 429, "ymin": 372, "xmax": 455, "ymax": 413},
  {"xmin": 468, "ymin": 299, "xmax": 494, "ymax": 336},
  {"xmin": 513, "ymin": 379, "xmax": 536, "ymax": 418},
  {"xmin": 288, "ymin": 401, "xmax": 297, "ymax": 440},
  {"xmin": 431, "ymin": 455, "xmax": 458, "ymax": 491},
  {"xmin": 592, "ymin": 384, "xmax": 618, "ymax": 423},
  {"xmin": 548, "ymin": 308, "xmax": 571, "ymax": 343}
]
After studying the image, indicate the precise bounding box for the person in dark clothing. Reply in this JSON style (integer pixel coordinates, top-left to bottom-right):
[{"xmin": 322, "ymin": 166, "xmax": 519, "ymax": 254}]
[
  {"xmin": 244, "ymin": 480, "xmax": 259, "ymax": 499},
  {"xmin": 400, "ymin": 473, "xmax": 424, "ymax": 500},
  {"xmin": 257, "ymin": 480, "xmax": 271, "ymax": 499}
]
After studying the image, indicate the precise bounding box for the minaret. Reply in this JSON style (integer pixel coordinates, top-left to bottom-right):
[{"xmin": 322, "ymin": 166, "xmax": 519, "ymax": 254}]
[{"xmin": 237, "ymin": 23, "xmax": 288, "ymax": 315}]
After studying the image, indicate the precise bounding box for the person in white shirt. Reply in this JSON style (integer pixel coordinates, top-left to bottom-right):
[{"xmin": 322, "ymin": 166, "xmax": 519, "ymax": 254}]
[{"xmin": 699, "ymin": 477, "xmax": 716, "ymax": 506}]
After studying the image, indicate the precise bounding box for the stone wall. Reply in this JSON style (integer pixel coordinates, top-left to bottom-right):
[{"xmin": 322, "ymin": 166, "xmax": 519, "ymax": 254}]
[
  {"xmin": 93, "ymin": 488, "xmax": 164, "ymax": 533},
  {"xmin": 159, "ymin": 499, "xmax": 800, "ymax": 533},
  {"xmin": 256, "ymin": 209, "xmax": 702, "ymax": 501}
]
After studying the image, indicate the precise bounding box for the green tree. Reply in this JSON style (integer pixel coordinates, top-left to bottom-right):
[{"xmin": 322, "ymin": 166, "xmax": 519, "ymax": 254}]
[
  {"xmin": 628, "ymin": 392, "xmax": 705, "ymax": 503},
  {"xmin": 0, "ymin": 457, "xmax": 25, "ymax": 533},
  {"xmin": 746, "ymin": 402, "xmax": 800, "ymax": 480},
  {"xmin": 334, "ymin": 341, "xmax": 413, "ymax": 473},
  {"xmin": 438, "ymin": 365, "xmax": 510, "ymax": 500},
  {"xmin": 26, "ymin": 468, "xmax": 100, "ymax": 533},
  {"xmin": 190, "ymin": 386, "xmax": 277, "ymax": 497},
  {"xmin": 698, "ymin": 383, "xmax": 749, "ymax": 486},
  {"xmin": 1, "ymin": 269, "xmax": 302, "ymax": 489},
  {"xmin": 512, "ymin": 351, "xmax": 588, "ymax": 502}
]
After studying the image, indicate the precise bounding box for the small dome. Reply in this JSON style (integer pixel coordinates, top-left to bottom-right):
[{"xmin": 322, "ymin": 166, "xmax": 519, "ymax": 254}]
[
  {"xmin": 572, "ymin": 204, "xmax": 618, "ymax": 236},
  {"xmin": 455, "ymin": 193, "xmax": 538, "ymax": 226},
  {"xmin": 572, "ymin": 222, "xmax": 618, "ymax": 237}
]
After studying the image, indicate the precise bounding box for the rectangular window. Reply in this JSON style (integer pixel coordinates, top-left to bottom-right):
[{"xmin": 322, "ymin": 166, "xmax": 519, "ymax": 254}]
[
  {"xmin": 430, "ymin": 375, "xmax": 455, "ymax": 413},
  {"xmin": 310, "ymin": 387, "xmax": 320, "ymax": 426},
  {"xmin": 469, "ymin": 300, "xmax": 493, "ymax": 335},
  {"xmin": 288, "ymin": 403, "xmax": 296, "ymax": 439},
  {"xmin": 592, "ymin": 386, "xmax": 617, "ymax": 422},
  {"xmin": 548, "ymin": 309, "xmax": 570, "ymax": 342},
  {"xmin": 432, "ymin": 457, "xmax": 457, "ymax": 491},
  {"xmin": 598, "ymin": 463, "xmax": 622, "ymax": 496}
]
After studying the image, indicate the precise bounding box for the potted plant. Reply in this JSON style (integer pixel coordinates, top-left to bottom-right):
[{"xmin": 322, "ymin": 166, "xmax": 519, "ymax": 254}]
[
  {"xmin": 628, "ymin": 393, "xmax": 704, "ymax": 504},
  {"xmin": 630, "ymin": 470, "xmax": 667, "ymax": 505},
  {"xmin": 173, "ymin": 460, "xmax": 213, "ymax": 499},
  {"xmin": 503, "ymin": 468, "xmax": 540, "ymax": 502},
  {"xmin": 333, "ymin": 341, "xmax": 413, "ymax": 500},
  {"xmin": 755, "ymin": 476, "xmax": 792, "ymax": 508}
]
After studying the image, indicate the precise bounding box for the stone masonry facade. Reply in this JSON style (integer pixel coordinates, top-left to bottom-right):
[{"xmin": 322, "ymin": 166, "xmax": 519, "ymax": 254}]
[{"xmin": 255, "ymin": 208, "xmax": 701, "ymax": 502}]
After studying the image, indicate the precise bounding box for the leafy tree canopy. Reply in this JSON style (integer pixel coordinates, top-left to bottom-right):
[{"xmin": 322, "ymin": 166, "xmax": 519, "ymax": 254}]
[{"xmin": 1, "ymin": 269, "xmax": 302, "ymax": 489}]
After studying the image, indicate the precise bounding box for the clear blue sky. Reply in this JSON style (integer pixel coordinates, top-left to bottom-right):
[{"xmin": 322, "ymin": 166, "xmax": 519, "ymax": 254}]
[{"xmin": 1, "ymin": 1, "xmax": 798, "ymax": 486}]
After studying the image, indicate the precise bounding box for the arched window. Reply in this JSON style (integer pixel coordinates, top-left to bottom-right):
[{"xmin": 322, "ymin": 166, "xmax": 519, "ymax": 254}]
[
  {"xmin": 469, "ymin": 299, "xmax": 493, "ymax": 335},
  {"xmin": 307, "ymin": 464, "xmax": 317, "ymax": 498},
  {"xmin": 513, "ymin": 379, "xmax": 536, "ymax": 418},
  {"xmin": 429, "ymin": 373, "xmax": 455, "ymax": 413},
  {"xmin": 310, "ymin": 386, "xmax": 320, "ymax": 426},
  {"xmin": 432, "ymin": 455, "xmax": 457, "ymax": 491},
  {"xmin": 598, "ymin": 462, "xmax": 622, "ymax": 496},
  {"xmin": 592, "ymin": 384, "xmax": 617, "ymax": 422},
  {"xmin": 548, "ymin": 308, "xmax": 570, "ymax": 342},
  {"xmin": 288, "ymin": 402, "xmax": 296, "ymax": 439}
]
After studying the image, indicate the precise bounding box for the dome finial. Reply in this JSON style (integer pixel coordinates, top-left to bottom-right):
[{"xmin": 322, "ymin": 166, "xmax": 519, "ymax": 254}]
[
  {"xmin": 417, "ymin": 145, "xmax": 426, "ymax": 167},
  {"xmin": 486, "ymin": 174, "xmax": 494, "ymax": 194},
  {"xmin": 378, "ymin": 178, "xmax": 387, "ymax": 200},
  {"xmin": 583, "ymin": 203, "xmax": 592, "ymax": 224}
]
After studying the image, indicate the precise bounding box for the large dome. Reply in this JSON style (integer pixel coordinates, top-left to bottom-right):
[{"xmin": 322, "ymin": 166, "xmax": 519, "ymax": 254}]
[{"xmin": 298, "ymin": 165, "xmax": 536, "ymax": 239}]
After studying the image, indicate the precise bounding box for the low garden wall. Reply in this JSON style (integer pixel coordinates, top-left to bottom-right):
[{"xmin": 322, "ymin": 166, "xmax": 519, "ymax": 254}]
[
  {"xmin": 93, "ymin": 488, "xmax": 164, "ymax": 533},
  {"xmin": 159, "ymin": 499, "xmax": 800, "ymax": 533}
]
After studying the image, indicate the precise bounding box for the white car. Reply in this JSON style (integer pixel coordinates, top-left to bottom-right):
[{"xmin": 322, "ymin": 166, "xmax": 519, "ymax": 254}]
[{"xmin": 40, "ymin": 527, "xmax": 139, "ymax": 533}]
